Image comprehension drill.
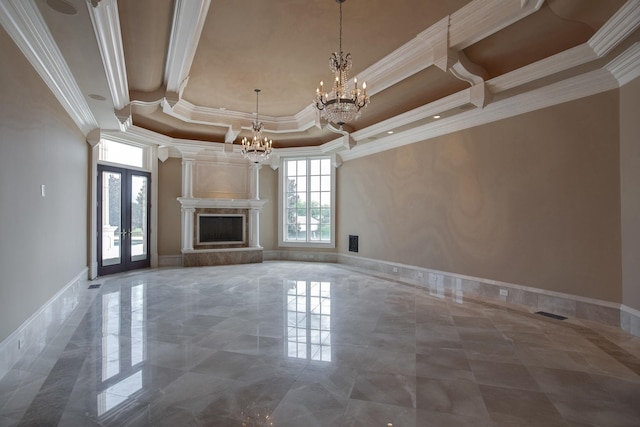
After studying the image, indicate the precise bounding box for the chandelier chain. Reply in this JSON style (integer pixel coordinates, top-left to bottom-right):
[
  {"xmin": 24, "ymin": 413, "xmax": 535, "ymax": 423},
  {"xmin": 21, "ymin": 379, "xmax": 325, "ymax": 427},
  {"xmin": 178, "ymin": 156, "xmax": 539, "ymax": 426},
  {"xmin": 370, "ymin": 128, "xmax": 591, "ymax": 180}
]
[{"xmin": 338, "ymin": 0, "xmax": 342, "ymax": 55}]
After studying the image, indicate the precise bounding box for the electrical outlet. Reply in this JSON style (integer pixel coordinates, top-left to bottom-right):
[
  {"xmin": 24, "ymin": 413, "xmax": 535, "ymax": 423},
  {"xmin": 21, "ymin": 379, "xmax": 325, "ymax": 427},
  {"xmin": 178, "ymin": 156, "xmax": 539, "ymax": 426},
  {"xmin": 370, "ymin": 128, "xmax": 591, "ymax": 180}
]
[
  {"xmin": 499, "ymin": 289, "xmax": 509, "ymax": 297},
  {"xmin": 392, "ymin": 267, "xmax": 398, "ymax": 273}
]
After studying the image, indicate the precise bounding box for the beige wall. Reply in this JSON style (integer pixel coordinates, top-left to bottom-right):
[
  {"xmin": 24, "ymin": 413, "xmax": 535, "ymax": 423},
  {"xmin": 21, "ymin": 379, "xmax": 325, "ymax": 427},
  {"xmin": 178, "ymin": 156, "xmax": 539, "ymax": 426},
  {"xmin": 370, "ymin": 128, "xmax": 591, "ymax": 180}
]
[
  {"xmin": 338, "ymin": 91, "xmax": 622, "ymax": 302},
  {"xmin": 0, "ymin": 28, "xmax": 88, "ymax": 342},
  {"xmin": 157, "ymin": 157, "xmax": 182, "ymax": 256},
  {"xmin": 259, "ymin": 166, "xmax": 278, "ymax": 250},
  {"xmin": 620, "ymin": 76, "xmax": 640, "ymax": 311}
]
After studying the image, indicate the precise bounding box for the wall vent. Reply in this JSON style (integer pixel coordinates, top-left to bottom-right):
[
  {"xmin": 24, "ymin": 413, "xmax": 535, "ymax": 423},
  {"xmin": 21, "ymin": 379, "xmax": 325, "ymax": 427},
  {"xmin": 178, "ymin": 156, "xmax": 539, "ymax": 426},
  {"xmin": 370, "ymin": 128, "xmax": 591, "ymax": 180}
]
[
  {"xmin": 349, "ymin": 235, "xmax": 359, "ymax": 253},
  {"xmin": 535, "ymin": 311, "xmax": 567, "ymax": 320}
]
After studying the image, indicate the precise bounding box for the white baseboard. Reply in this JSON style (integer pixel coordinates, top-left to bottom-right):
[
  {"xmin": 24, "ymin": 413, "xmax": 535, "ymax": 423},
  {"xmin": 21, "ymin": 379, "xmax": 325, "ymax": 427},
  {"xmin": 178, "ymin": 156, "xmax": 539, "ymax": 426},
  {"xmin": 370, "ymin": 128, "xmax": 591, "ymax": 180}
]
[
  {"xmin": 621, "ymin": 304, "xmax": 640, "ymax": 337},
  {"xmin": 0, "ymin": 267, "xmax": 89, "ymax": 380}
]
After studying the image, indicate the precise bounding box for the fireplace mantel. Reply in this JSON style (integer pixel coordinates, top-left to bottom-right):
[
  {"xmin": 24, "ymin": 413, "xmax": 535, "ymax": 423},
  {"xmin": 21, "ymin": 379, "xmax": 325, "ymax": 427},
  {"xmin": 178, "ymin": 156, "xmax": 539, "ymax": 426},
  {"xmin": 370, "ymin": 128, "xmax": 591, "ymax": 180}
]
[{"xmin": 177, "ymin": 197, "xmax": 267, "ymax": 210}]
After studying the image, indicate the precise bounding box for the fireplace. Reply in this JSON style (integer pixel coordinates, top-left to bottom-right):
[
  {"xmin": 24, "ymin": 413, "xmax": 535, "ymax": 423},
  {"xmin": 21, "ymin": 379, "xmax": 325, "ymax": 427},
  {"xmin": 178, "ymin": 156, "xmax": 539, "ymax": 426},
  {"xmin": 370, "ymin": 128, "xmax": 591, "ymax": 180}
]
[
  {"xmin": 178, "ymin": 197, "xmax": 267, "ymax": 267},
  {"xmin": 197, "ymin": 214, "xmax": 245, "ymax": 245}
]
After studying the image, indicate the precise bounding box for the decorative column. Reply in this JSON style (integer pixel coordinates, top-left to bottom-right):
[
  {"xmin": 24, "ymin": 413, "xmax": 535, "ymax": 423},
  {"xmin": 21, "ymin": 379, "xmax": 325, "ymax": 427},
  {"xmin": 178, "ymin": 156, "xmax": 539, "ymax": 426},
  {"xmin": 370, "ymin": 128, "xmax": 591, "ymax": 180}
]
[
  {"xmin": 181, "ymin": 207, "xmax": 195, "ymax": 251},
  {"xmin": 182, "ymin": 158, "xmax": 194, "ymax": 198},
  {"xmin": 249, "ymin": 162, "xmax": 261, "ymax": 200},
  {"xmin": 249, "ymin": 162, "xmax": 262, "ymax": 247},
  {"xmin": 176, "ymin": 147, "xmax": 202, "ymax": 253},
  {"xmin": 249, "ymin": 208, "xmax": 260, "ymax": 248}
]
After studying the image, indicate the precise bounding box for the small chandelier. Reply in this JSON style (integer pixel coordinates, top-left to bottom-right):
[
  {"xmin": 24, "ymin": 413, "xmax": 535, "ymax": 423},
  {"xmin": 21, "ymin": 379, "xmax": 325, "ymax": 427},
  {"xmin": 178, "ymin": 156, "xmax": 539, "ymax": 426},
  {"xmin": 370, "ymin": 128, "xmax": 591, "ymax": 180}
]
[
  {"xmin": 241, "ymin": 89, "xmax": 273, "ymax": 163},
  {"xmin": 314, "ymin": 0, "xmax": 369, "ymax": 127}
]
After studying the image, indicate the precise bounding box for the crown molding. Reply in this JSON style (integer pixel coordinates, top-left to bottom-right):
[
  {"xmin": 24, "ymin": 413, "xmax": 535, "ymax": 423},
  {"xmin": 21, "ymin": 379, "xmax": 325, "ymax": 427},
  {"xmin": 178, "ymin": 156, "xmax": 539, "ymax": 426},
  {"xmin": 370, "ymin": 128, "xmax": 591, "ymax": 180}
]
[
  {"xmin": 589, "ymin": 0, "xmax": 640, "ymax": 57},
  {"xmin": 606, "ymin": 42, "xmax": 640, "ymax": 87},
  {"xmin": 164, "ymin": 0, "xmax": 210, "ymax": 96},
  {"xmin": 102, "ymin": 125, "xmax": 172, "ymax": 147},
  {"xmin": 87, "ymin": 0, "xmax": 129, "ymax": 109},
  {"xmin": 487, "ymin": 44, "xmax": 597, "ymax": 93},
  {"xmin": 448, "ymin": 0, "xmax": 544, "ymax": 49},
  {"xmin": 0, "ymin": 0, "xmax": 98, "ymax": 135},
  {"xmin": 352, "ymin": 91, "xmax": 471, "ymax": 141},
  {"xmin": 164, "ymin": 98, "xmax": 318, "ymax": 135}
]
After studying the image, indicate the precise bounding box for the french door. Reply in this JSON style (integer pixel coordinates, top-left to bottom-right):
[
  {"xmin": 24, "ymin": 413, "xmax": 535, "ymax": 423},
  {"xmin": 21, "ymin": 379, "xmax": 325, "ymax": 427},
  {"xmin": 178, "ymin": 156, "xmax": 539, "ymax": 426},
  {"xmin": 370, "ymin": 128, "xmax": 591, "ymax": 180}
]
[{"xmin": 97, "ymin": 165, "xmax": 151, "ymax": 276}]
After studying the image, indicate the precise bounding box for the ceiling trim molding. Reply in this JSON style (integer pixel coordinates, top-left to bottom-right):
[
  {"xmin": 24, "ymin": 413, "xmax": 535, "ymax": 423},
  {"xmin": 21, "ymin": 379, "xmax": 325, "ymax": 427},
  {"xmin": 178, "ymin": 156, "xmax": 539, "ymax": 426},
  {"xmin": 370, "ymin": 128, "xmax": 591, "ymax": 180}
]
[
  {"xmin": 106, "ymin": 66, "xmax": 621, "ymax": 166},
  {"xmin": 158, "ymin": 0, "xmax": 548, "ymax": 132},
  {"xmin": 448, "ymin": 0, "xmax": 544, "ymax": 49},
  {"xmin": 164, "ymin": 0, "xmax": 211, "ymax": 104},
  {"xmin": 102, "ymin": 125, "xmax": 172, "ymax": 147},
  {"xmin": 341, "ymin": 68, "xmax": 619, "ymax": 162},
  {"xmin": 588, "ymin": 0, "xmax": 640, "ymax": 57},
  {"xmin": 0, "ymin": 0, "xmax": 98, "ymax": 135},
  {"xmin": 353, "ymin": 91, "xmax": 471, "ymax": 141},
  {"xmin": 487, "ymin": 44, "xmax": 597, "ymax": 93},
  {"xmin": 606, "ymin": 42, "xmax": 640, "ymax": 87},
  {"xmin": 86, "ymin": 0, "xmax": 129, "ymax": 110},
  {"xmin": 165, "ymin": 98, "xmax": 318, "ymax": 135}
]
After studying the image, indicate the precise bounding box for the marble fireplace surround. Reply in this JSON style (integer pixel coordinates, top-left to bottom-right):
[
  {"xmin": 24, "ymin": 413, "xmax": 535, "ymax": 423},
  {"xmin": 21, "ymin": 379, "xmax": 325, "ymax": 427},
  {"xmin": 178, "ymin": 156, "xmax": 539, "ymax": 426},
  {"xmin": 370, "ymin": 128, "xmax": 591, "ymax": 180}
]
[{"xmin": 178, "ymin": 197, "xmax": 267, "ymax": 267}]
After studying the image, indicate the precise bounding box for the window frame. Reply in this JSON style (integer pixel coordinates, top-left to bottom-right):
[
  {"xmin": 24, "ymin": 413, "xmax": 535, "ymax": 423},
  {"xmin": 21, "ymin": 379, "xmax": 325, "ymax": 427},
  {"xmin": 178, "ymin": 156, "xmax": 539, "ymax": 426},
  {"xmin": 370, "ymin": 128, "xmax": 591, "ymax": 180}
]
[{"xmin": 278, "ymin": 155, "xmax": 336, "ymax": 249}]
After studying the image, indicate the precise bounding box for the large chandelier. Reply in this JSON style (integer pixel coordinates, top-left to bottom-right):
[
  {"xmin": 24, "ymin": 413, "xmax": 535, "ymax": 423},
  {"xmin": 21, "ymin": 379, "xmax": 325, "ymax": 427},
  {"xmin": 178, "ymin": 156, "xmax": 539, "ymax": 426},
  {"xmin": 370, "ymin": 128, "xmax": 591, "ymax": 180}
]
[
  {"xmin": 241, "ymin": 89, "xmax": 273, "ymax": 163},
  {"xmin": 314, "ymin": 0, "xmax": 369, "ymax": 127}
]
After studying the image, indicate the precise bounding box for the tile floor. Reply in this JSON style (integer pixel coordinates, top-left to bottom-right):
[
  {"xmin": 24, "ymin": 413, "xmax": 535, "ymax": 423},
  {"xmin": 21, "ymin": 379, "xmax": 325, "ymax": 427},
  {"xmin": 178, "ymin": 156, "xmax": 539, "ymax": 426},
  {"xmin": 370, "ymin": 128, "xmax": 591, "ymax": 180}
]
[{"xmin": 1, "ymin": 262, "xmax": 639, "ymax": 426}]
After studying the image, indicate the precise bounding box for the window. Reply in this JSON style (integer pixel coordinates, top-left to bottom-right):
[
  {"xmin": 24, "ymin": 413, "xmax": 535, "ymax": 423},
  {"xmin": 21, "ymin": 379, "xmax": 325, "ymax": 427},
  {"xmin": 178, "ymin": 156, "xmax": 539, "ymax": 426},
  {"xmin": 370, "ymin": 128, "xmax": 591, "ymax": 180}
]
[
  {"xmin": 281, "ymin": 157, "xmax": 335, "ymax": 247},
  {"xmin": 99, "ymin": 140, "xmax": 145, "ymax": 169}
]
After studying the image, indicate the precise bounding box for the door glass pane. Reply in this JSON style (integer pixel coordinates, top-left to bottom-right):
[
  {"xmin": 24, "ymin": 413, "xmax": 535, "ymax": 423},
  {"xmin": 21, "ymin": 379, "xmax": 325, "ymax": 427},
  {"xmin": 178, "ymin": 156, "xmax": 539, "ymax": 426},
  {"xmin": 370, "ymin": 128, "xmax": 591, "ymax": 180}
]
[
  {"xmin": 101, "ymin": 172, "xmax": 122, "ymax": 266},
  {"xmin": 130, "ymin": 175, "xmax": 148, "ymax": 262}
]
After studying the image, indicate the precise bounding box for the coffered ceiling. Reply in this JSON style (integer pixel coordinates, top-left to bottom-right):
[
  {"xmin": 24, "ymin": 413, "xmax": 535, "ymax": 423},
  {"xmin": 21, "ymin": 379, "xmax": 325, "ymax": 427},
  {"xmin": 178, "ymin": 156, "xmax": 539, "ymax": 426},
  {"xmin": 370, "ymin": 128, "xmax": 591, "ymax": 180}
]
[{"xmin": 1, "ymin": 0, "xmax": 639, "ymax": 159}]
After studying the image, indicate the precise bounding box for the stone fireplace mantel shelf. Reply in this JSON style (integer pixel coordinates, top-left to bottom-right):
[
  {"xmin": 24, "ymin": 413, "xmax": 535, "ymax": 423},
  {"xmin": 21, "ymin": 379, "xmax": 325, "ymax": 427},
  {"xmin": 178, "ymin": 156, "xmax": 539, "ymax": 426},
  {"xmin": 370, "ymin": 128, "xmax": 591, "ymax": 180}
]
[{"xmin": 177, "ymin": 197, "xmax": 267, "ymax": 210}]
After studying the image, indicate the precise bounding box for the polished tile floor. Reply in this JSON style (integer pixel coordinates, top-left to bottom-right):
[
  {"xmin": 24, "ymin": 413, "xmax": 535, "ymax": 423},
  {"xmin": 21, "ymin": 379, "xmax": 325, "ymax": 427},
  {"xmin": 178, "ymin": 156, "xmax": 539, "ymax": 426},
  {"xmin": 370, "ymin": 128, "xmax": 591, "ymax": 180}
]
[{"xmin": 1, "ymin": 262, "xmax": 639, "ymax": 426}]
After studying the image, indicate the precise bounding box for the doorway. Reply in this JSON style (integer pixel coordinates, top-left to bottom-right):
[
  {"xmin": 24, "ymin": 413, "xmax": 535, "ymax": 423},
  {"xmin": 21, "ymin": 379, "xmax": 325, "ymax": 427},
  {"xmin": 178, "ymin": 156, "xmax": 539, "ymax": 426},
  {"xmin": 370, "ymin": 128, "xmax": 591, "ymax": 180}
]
[{"xmin": 97, "ymin": 165, "xmax": 151, "ymax": 275}]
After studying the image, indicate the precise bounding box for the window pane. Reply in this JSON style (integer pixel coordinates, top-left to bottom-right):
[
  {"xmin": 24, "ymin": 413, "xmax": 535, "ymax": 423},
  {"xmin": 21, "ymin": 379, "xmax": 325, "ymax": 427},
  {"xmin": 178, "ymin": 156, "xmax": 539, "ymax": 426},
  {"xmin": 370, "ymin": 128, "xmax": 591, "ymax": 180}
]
[
  {"xmin": 297, "ymin": 160, "xmax": 306, "ymax": 176},
  {"xmin": 286, "ymin": 160, "xmax": 296, "ymax": 177},
  {"xmin": 130, "ymin": 175, "xmax": 148, "ymax": 262},
  {"xmin": 310, "ymin": 192, "xmax": 320, "ymax": 205},
  {"xmin": 320, "ymin": 176, "xmax": 331, "ymax": 191},
  {"xmin": 310, "ymin": 159, "xmax": 321, "ymax": 175},
  {"xmin": 101, "ymin": 172, "xmax": 121, "ymax": 266},
  {"xmin": 320, "ymin": 158, "xmax": 331, "ymax": 175},
  {"xmin": 297, "ymin": 177, "xmax": 307, "ymax": 192},
  {"xmin": 310, "ymin": 176, "xmax": 320, "ymax": 192},
  {"xmin": 99, "ymin": 140, "xmax": 144, "ymax": 168},
  {"xmin": 321, "ymin": 191, "xmax": 331, "ymax": 207}
]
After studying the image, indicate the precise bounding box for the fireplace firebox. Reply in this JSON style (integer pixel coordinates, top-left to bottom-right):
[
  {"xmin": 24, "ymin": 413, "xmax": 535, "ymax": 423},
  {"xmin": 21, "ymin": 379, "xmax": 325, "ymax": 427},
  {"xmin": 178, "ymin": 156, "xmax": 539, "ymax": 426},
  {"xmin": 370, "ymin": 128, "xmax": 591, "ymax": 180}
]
[{"xmin": 197, "ymin": 214, "xmax": 245, "ymax": 245}]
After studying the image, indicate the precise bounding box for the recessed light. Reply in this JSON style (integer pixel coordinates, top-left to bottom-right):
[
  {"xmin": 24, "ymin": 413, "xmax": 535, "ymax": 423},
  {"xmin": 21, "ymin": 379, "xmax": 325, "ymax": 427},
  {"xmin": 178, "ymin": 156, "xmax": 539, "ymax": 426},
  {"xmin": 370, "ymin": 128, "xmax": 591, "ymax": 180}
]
[
  {"xmin": 88, "ymin": 94, "xmax": 106, "ymax": 101},
  {"xmin": 433, "ymin": 115, "xmax": 441, "ymax": 119},
  {"xmin": 387, "ymin": 131, "xmax": 394, "ymax": 134},
  {"xmin": 46, "ymin": 0, "xmax": 77, "ymax": 15}
]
